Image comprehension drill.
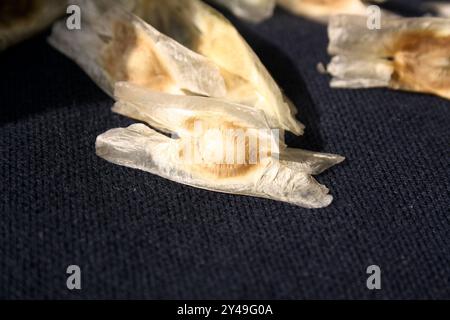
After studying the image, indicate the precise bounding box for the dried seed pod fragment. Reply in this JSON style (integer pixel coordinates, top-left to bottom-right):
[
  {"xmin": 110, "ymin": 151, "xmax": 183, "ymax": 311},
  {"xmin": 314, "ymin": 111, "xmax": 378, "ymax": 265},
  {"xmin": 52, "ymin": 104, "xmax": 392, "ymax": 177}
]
[
  {"xmin": 210, "ymin": 0, "xmax": 276, "ymax": 23},
  {"xmin": 0, "ymin": 0, "xmax": 65, "ymax": 51},
  {"xmin": 327, "ymin": 15, "xmax": 450, "ymax": 100},
  {"xmin": 48, "ymin": 2, "xmax": 226, "ymax": 98},
  {"xmin": 277, "ymin": 0, "xmax": 369, "ymax": 22},
  {"xmin": 96, "ymin": 82, "xmax": 344, "ymax": 208},
  {"xmin": 131, "ymin": 0, "xmax": 304, "ymax": 135},
  {"xmin": 425, "ymin": 2, "xmax": 450, "ymax": 18}
]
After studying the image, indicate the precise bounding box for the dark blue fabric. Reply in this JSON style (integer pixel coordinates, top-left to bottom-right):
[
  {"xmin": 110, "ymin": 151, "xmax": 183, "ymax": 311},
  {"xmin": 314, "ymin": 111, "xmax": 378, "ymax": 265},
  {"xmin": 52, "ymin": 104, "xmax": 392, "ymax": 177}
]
[{"xmin": 0, "ymin": 0, "xmax": 449, "ymax": 299}]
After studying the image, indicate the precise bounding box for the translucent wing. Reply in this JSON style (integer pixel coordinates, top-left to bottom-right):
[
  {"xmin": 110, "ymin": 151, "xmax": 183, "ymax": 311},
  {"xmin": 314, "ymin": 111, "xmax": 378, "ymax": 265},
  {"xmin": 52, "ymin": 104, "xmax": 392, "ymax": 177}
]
[
  {"xmin": 48, "ymin": 0, "xmax": 226, "ymax": 98},
  {"xmin": 277, "ymin": 0, "xmax": 368, "ymax": 23},
  {"xmin": 132, "ymin": 0, "xmax": 304, "ymax": 135},
  {"xmin": 112, "ymin": 82, "xmax": 271, "ymax": 135},
  {"xmin": 96, "ymin": 82, "xmax": 344, "ymax": 208},
  {"xmin": 425, "ymin": 2, "xmax": 450, "ymax": 18},
  {"xmin": 327, "ymin": 15, "xmax": 450, "ymax": 100}
]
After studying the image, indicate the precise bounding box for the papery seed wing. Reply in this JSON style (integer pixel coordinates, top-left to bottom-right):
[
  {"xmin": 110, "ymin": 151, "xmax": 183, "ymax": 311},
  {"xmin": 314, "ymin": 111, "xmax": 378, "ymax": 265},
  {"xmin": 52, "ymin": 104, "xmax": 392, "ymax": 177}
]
[
  {"xmin": 425, "ymin": 2, "xmax": 450, "ymax": 18},
  {"xmin": 96, "ymin": 123, "xmax": 271, "ymax": 199},
  {"xmin": 112, "ymin": 82, "xmax": 274, "ymax": 137},
  {"xmin": 96, "ymin": 123, "xmax": 342, "ymax": 208},
  {"xmin": 327, "ymin": 15, "xmax": 450, "ymax": 100},
  {"xmin": 48, "ymin": 0, "xmax": 226, "ymax": 98},
  {"xmin": 277, "ymin": 0, "xmax": 368, "ymax": 23},
  {"xmin": 0, "ymin": 0, "xmax": 65, "ymax": 51},
  {"xmin": 133, "ymin": 0, "xmax": 304, "ymax": 135},
  {"xmin": 280, "ymin": 148, "xmax": 345, "ymax": 175},
  {"xmin": 328, "ymin": 15, "xmax": 450, "ymax": 57},
  {"xmin": 99, "ymin": 82, "xmax": 343, "ymax": 208},
  {"xmin": 327, "ymin": 55, "xmax": 394, "ymax": 88}
]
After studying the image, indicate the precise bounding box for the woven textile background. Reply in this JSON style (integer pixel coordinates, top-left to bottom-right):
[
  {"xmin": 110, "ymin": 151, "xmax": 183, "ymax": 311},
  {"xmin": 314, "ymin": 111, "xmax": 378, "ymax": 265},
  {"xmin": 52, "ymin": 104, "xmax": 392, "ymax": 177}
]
[{"xmin": 0, "ymin": 0, "xmax": 449, "ymax": 299}]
